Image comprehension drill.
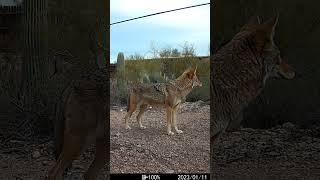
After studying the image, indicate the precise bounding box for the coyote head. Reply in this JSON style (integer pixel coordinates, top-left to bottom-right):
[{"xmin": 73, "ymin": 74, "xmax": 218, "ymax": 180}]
[
  {"xmin": 184, "ymin": 66, "xmax": 202, "ymax": 88},
  {"xmin": 240, "ymin": 15, "xmax": 295, "ymax": 82}
]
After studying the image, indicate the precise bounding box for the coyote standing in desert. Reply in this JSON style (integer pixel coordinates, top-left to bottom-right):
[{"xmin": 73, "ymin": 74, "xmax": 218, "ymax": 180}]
[
  {"xmin": 124, "ymin": 66, "xmax": 202, "ymax": 135},
  {"xmin": 211, "ymin": 15, "xmax": 295, "ymax": 170}
]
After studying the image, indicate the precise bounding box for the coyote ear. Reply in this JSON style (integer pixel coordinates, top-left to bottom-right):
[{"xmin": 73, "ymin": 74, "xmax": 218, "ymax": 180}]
[
  {"xmin": 255, "ymin": 14, "xmax": 279, "ymax": 52},
  {"xmin": 241, "ymin": 16, "xmax": 260, "ymax": 31},
  {"xmin": 260, "ymin": 14, "xmax": 278, "ymax": 39},
  {"xmin": 186, "ymin": 70, "xmax": 194, "ymax": 79},
  {"xmin": 186, "ymin": 66, "xmax": 193, "ymax": 72}
]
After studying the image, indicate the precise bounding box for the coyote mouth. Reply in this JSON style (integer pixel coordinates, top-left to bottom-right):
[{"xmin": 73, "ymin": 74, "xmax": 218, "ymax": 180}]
[{"xmin": 278, "ymin": 71, "xmax": 295, "ymax": 80}]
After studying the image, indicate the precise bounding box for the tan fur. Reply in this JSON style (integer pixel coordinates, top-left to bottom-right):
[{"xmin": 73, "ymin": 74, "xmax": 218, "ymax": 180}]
[
  {"xmin": 48, "ymin": 79, "xmax": 108, "ymax": 180},
  {"xmin": 124, "ymin": 66, "xmax": 202, "ymax": 135},
  {"xmin": 211, "ymin": 15, "xmax": 295, "ymax": 173}
]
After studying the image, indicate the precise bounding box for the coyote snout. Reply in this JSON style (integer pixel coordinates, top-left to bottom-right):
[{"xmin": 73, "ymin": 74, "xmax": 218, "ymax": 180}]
[
  {"xmin": 192, "ymin": 68, "xmax": 202, "ymax": 88},
  {"xmin": 275, "ymin": 55, "xmax": 295, "ymax": 79}
]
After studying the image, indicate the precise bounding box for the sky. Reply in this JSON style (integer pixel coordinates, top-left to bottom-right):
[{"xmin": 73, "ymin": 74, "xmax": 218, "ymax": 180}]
[
  {"xmin": 0, "ymin": 0, "xmax": 23, "ymax": 6},
  {"xmin": 110, "ymin": 0, "xmax": 210, "ymax": 63}
]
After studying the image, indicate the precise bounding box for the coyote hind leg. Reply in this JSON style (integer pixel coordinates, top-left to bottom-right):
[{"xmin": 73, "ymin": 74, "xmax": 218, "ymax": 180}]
[
  {"xmin": 48, "ymin": 134, "xmax": 86, "ymax": 180},
  {"xmin": 124, "ymin": 94, "xmax": 137, "ymax": 130},
  {"xmin": 84, "ymin": 107, "xmax": 108, "ymax": 180},
  {"xmin": 84, "ymin": 138, "xmax": 108, "ymax": 180},
  {"xmin": 124, "ymin": 108, "xmax": 135, "ymax": 130},
  {"xmin": 136, "ymin": 104, "xmax": 148, "ymax": 129}
]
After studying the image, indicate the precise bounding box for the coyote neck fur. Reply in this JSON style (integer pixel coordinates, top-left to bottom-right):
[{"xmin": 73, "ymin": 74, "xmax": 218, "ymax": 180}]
[
  {"xmin": 211, "ymin": 41, "xmax": 265, "ymax": 123},
  {"xmin": 168, "ymin": 74, "xmax": 193, "ymax": 98}
]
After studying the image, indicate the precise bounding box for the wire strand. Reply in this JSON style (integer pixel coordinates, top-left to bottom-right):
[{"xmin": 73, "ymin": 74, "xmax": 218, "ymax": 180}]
[{"xmin": 110, "ymin": 2, "xmax": 210, "ymax": 26}]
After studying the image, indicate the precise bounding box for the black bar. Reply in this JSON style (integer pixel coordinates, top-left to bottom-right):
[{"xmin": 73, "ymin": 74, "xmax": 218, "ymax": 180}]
[{"xmin": 111, "ymin": 173, "xmax": 210, "ymax": 180}]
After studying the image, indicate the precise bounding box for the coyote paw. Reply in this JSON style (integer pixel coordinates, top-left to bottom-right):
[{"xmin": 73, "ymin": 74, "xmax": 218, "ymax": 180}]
[
  {"xmin": 125, "ymin": 126, "xmax": 131, "ymax": 130},
  {"xmin": 140, "ymin": 125, "xmax": 146, "ymax": 129},
  {"xmin": 176, "ymin": 129, "xmax": 183, "ymax": 134},
  {"xmin": 167, "ymin": 131, "xmax": 174, "ymax": 135}
]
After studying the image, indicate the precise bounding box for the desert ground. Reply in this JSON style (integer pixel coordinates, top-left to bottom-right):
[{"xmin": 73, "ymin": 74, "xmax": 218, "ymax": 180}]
[
  {"xmin": 212, "ymin": 123, "xmax": 320, "ymax": 179},
  {"xmin": 1, "ymin": 101, "xmax": 320, "ymax": 179},
  {"xmin": 0, "ymin": 139, "xmax": 109, "ymax": 180},
  {"xmin": 110, "ymin": 101, "xmax": 210, "ymax": 173}
]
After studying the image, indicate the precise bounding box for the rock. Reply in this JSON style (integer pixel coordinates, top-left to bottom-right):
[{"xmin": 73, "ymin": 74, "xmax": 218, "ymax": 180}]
[
  {"xmin": 165, "ymin": 169, "xmax": 174, "ymax": 173},
  {"xmin": 268, "ymin": 151, "xmax": 280, "ymax": 156},
  {"xmin": 242, "ymin": 128, "xmax": 255, "ymax": 132},
  {"xmin": 137, "ymin": 148, "xmax": 145, "ymax": 153},
  {"xmin": 232, "ymin": 132, "xmax": 241, "ymax": 135},
  {"xmin": 10, "ymin": 140, "xmax": 23, "ymax": 144},
  {"xmin": 246, "ymin": 150, "xmax": 258, "ymax": 159},
  {"xmin": 196, "ymin": 100, "xmax": 204, "ymax": 105},
  {"xmin": 265, "ymin": 130, "xmax": 276, "ymax": 136},
  {"xmin": 73, "ymin": 164, "xmax": 85, "ymax": 170},
  {"xmin": 32, "ymin": 150, "xmax": 41, "ymax": 158},
  {"xmin": 282, "ymin": 122, "xmax": 295, "ymax": 130}
]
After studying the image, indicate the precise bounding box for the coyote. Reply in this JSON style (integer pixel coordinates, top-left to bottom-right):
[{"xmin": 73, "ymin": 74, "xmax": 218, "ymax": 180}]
[
  {"xmin": 124, "ymin": 66, "xmax": 202, "ymax": 135},
  {"xmin": 211, "ymin": 15, "xmax": 295, "ymax": 169},
  {"xmin": 48, "ymin": 71, "xmax": 108, "ymax": 180}
]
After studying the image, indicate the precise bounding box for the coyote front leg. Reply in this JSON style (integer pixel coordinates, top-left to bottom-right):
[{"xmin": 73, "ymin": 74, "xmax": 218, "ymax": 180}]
[
  {"xmin": 166, "ymin": 107, "xmax": 174, "ymax": 135},
  {"xmin": 172, "ymin": 107, "xmax": 183, "ymax": 134}
]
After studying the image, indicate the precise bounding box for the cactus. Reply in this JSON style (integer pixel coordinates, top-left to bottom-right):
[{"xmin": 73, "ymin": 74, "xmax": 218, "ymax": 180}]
[
  {"xmin": 20, "ymin": 0, "xmax": 49, "ymax": 111},
  {"xmin": 116, "ymin": 52, "xmax": 127, "ymax": 102},
  {"xmin": 116, "ymin": 52, "xmax": 125, "ymax": 79}
]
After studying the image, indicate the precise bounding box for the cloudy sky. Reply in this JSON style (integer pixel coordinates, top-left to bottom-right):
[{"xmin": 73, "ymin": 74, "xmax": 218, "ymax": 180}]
[{"xmin": 110, "ymin": 0, "xmax": 210, "ymax": 63}]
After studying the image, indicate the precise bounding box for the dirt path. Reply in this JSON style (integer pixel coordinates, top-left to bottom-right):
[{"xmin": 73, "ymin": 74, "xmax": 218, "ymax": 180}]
[{"xmin": 110, "ymin": 101, "xmax": 210, "ymax": 173}]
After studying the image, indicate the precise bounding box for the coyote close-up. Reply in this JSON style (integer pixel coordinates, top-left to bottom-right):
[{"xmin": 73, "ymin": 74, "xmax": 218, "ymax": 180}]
[
  {"xmin": 211, "ymin": 15, "xmax": 295, "ymax": 169},
  {"xmin": 124, "ymin": 66, "xmax": 203, "ymax": 135}
]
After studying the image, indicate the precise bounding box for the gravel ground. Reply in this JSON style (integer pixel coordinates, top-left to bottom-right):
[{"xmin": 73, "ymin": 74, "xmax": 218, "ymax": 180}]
[
  {"xmin": 0, "ymin": 139, "xmax": 109, "ymax": 180},
  {"xmin": 110, "ymin": 101, "xmax": 211, "ymax": 173},
  {"xmin": 213, "ymin": 124, "xmax": 320, "ymax": 179},
  {"xmin": 0, "ymin": 94, "xmax": 109, "ymax": 180},
  {"xmin": 1, "ymin": 100, "xmax": 320, "ymax": 179}
]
